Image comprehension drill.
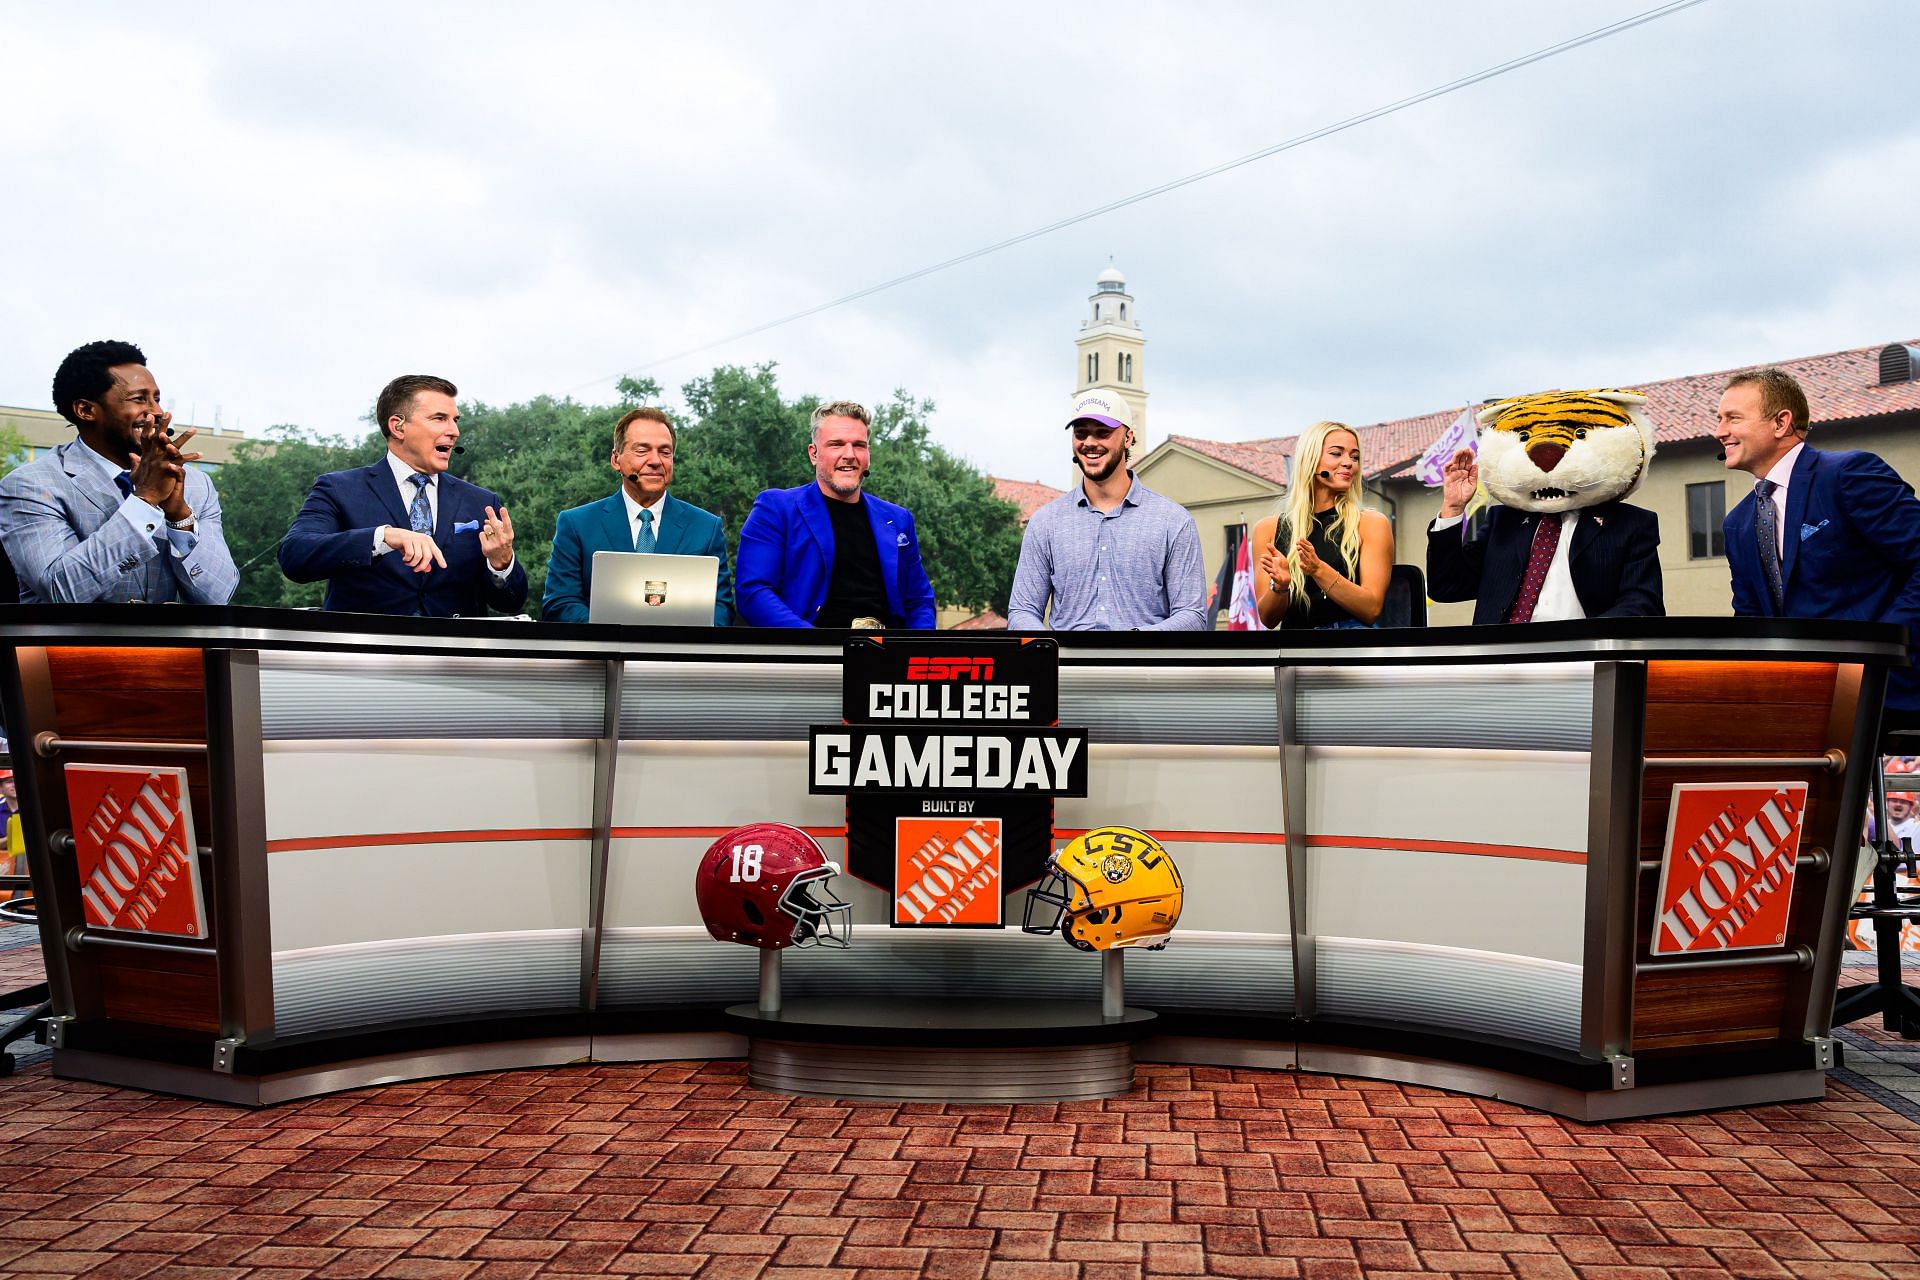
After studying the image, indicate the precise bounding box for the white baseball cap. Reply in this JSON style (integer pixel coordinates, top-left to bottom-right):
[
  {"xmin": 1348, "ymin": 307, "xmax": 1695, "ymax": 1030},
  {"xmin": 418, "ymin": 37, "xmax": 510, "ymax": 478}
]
[{"xmin": 1066, "ymin": 389, "xmax": 1133, "ymax": 432}]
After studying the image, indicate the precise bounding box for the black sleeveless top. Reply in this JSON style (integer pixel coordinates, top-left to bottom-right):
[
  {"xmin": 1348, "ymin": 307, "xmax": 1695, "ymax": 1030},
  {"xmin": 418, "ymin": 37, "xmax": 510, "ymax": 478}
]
[{"xmin": 1277, "ymin": 508, "xmax": 1360, "ymax": 629}]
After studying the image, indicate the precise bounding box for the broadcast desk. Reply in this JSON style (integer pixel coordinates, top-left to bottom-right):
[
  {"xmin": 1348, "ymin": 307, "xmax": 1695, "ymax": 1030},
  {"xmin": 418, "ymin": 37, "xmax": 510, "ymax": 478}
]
[{"xmin": 0, "ymin": 607, "xmax": 1900, "ymax": 1119}]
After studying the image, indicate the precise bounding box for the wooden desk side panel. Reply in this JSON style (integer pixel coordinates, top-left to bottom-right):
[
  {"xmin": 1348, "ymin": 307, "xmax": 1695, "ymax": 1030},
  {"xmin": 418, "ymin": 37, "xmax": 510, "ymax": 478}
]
[
  {"xmin": 1631, "ymin": 661, "xmax": 1842, "ymax": 1055},
  {"xmin": 45, "ymin": 645, "xmax": 220, "ymax": 1035}
]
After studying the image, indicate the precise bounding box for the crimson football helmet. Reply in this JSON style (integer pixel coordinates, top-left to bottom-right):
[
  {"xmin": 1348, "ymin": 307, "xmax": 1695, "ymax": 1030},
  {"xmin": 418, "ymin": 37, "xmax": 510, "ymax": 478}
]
[{"xmin": 695, "ymin": 822, "xmax": 852, "ymax": 950}]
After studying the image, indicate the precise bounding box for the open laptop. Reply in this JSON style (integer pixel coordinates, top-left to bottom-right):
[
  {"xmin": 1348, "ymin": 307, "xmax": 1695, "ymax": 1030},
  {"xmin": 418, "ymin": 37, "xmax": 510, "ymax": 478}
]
[{"xmin": 589, "ymin": 551, "xmax": 720, "ymax": 626}]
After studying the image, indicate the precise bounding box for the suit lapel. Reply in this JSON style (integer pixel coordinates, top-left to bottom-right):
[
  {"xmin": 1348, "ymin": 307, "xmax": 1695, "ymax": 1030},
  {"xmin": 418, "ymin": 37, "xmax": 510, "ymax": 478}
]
[
  {"xmin": 60, "ymin": 441, "xmax": 125, "ymax": 518},
  {"xmin": 1724, "ymin": 491, "xmax": 1773, "ymax": 616},
  {"xmin": 1569, "ymin": 505, "xmax": 1610, "ymax": 562},
  {"xmin": 435, "ymin": 474, "xmax": 463, "ymax": 539},
  {"xmin": 799, "ymin": 485, "xmax": 835, "ymax": 568},
  {"xmin": 597, "ymin": 493, "xmax": 634, "ymax": 553},
  {"xmin": 867, "ymin": 498, "xmax": 901, "ymax": 601},
  {"xmin": 654, "ymin": 495, "xmax": 689, "ymax": 555},
  {"xmin": 1780, "ymin": 446, "xmax": 1817, "ymax": 586},
  {"xmin": 365, "ymin": 461, "xmax": 411, "ymax": 529}
]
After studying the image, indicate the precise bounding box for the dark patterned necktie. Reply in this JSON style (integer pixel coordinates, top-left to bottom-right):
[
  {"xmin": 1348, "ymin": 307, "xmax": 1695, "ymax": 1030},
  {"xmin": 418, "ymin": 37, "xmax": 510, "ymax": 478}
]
[
  {"xmin": 407, "ymin": 473, "xmax": 433, "ymax": 535},
  {"xmin": 1753, "ymin": 478, "xmax": 1785, "ymax": 613},
  {"xmin": 1505, "ymin": 515, "xmax": 1562, "ymax": 623}
]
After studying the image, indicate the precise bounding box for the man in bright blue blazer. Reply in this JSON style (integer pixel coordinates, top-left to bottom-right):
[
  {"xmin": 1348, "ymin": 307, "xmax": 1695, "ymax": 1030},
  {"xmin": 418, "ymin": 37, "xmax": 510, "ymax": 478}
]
[
  {"xmin": 279, "ymin": 375, "xmax": 528, "ymax": 617},
  {"xmin": 735, "ymin": 400, "xmax": 935, "ymax": 629},
  {"xmin": 542, "ymin": 407, "xmax": 733, "ymax": 625},
  {"xmin": 1718, "ymin": 367, "xmax": 1920, "ymax": 714}
]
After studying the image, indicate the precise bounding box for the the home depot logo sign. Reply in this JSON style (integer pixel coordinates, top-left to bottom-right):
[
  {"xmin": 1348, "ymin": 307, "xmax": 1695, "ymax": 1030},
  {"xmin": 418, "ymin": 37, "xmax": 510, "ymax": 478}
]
[
  {"xmin": 1652, "ymin": 782, "xmax": 1808, "ymax": 955},
  {"xmin": 64, "ymin": 763, "xmax": 208, "ymax": 939}
]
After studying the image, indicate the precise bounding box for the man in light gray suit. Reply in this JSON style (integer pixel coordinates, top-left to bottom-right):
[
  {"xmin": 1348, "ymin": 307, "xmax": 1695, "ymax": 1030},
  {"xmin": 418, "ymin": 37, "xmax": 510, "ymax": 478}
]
[{"xmin": 0, "ymin": 340, "xmax": 237, "ymax": 605}]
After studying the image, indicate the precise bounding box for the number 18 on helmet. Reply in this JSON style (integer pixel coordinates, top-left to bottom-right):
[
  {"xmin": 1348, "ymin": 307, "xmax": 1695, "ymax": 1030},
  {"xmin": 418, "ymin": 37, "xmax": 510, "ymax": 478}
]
[
  {"xmin": 695, "ymin": 822, "xmax": 853, "ymax": 950},
  {"xmin": 1022, "ymin": 824, "xmax": 1183, "ymax": 951}
]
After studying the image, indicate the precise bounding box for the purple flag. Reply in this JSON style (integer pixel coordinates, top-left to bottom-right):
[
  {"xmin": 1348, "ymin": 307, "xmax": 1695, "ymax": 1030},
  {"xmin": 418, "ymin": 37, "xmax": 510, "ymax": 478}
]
[{"xmin": 1413, "ymin": 407, "xmax": 1477, "ymax": 487}]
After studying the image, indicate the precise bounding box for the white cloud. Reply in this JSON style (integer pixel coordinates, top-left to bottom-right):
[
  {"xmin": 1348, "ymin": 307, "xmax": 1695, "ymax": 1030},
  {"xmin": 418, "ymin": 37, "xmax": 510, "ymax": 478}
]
[{"xmin": 1, "ymin": 0, "xmax": 1913, "ymax": 477}]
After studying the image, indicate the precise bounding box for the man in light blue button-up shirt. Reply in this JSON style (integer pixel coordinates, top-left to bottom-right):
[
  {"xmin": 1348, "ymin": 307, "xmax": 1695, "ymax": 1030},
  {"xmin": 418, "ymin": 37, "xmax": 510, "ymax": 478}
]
[{"xmin": 1006, "ymin": 390, "xmax": 1206, "ymax": 632}]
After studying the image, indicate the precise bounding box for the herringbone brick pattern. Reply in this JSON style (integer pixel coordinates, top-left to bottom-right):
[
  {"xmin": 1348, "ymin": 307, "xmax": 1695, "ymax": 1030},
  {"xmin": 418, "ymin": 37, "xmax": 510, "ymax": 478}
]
[{"xmin": 3, "ymin": 1060, "xmax": 1920, "ymax": 1280}]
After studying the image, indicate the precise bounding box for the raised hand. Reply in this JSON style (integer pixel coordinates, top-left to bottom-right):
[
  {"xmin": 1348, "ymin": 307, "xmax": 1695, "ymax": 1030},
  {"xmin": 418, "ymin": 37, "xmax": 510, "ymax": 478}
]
[
  {"xmin": 1257, "ymin": 544, "xmax": 1291, "ymax": 594},
  {"xmin": 480, "ymin": 505, "xmax": 515, "ymax": 571},
  {"xmin": 1439, "ymin": 448, "xmax": 1479, "ymax": 518},
  {"xmin": 1295, "ymin": 536, "xmax": 1325, "ymax": 586}
]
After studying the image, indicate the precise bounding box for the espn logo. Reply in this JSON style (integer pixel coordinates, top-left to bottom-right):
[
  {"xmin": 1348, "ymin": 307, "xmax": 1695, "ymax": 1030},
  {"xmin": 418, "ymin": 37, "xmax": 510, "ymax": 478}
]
[{"xmin": 906, "ymin": 656, "xmax": 994, "ymax": 682}]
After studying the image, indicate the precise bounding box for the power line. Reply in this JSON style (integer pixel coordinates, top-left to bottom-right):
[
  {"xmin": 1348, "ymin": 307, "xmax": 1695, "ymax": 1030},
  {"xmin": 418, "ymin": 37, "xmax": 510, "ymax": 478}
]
[{"xmin": 574, "ymin": 0, "xmax": 1709, "ymax": 393}]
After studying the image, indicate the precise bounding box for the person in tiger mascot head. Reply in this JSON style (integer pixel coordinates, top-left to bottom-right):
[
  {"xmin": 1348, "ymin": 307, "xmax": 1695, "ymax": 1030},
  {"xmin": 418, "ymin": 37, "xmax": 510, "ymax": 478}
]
[{"xmin": 1426, "ymin": 389, "xmax": 1665, "ymax": 623}]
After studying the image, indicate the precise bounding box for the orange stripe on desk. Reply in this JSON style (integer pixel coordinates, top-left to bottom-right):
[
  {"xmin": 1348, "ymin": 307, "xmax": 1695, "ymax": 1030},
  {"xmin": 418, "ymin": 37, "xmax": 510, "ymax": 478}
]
[
  {"xmin": 268, "ymin": 825, "xmax": 848, "ymax": 853},
  {"xmin": 1052, "ymin": 829, "xmax": 1290, "ymax": 845},
  {"xmin": 267, "ymin": 827, "xmax": 593, "ymax": 853},
  {"xmin": 1305, "ymin": 834, "xmax": 1585, "ymax": 865}
]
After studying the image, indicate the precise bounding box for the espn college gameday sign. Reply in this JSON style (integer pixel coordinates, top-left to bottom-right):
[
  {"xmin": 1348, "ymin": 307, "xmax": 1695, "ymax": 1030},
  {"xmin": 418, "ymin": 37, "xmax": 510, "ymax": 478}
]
[
  {"xmin": 63, "ymin": 763, "xmax": 209, "ymax": 939},
  {"xmin": 811, "ymin": 637, "xmax": 1085, "ymax": 928},
  {"xmin": 1652, "ymin": 782, "xmax": 1808, "ymax": 955}
]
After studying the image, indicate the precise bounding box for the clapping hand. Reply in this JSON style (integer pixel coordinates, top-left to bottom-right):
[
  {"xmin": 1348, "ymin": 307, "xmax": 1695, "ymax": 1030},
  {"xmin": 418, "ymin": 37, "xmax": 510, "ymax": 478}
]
[
  {"xmin": 1257, "ymin": 544, "xmax": 1290, "ymax": 594},
  {"xmin": 1295, "ymin": 536, "xmax": 1325, "ymax": 587}
]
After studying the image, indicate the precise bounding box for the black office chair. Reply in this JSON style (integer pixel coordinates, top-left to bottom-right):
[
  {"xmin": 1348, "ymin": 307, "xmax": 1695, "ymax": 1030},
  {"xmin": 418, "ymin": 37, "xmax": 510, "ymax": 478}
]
[{"xmin": 1377, "ymin": 564, "xmax": 1428, "ymax": 628}]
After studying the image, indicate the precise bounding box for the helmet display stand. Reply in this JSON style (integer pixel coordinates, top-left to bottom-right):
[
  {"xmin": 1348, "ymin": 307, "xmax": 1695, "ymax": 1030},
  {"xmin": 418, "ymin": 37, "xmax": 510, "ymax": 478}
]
[{"xmin": 722, "ymin": 950, "xmax": 1156, "ymax": 1103}]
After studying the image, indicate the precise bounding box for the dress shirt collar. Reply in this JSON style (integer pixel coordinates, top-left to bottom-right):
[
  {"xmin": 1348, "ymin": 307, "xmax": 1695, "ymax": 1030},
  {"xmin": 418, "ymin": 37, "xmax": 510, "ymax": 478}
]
[
  {"xmin": 1763, "ymin": 442, "xmax": 1804, "ymax": 492},
  {"xmin": 75, "ymin": 438, "xmax": 129, "ymax": 483},
  {"xmin": 1075, "ymin": 470, "xmax": 1140, "ymax": 510},
  {"xmin": 620, "ymin": 486, "xmax": 665, "ymax": 527},
  {"xmin": 385, "ymin": 450, "xmax": 436, "ymax": 490}
]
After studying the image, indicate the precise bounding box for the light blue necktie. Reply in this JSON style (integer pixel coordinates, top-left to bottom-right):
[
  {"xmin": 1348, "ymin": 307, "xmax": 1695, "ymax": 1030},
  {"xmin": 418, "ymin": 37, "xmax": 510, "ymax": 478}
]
[
  {"xmin": 634, "ymin": 507, "xmax": 656, "ymax": 553},
  {"xmin": 1754, "ymin": 478, "xmax": 1785, "ymax": 613},
  {"xmin": 407, "ymin": 474, "xmax": 434, "ymax": 535}
]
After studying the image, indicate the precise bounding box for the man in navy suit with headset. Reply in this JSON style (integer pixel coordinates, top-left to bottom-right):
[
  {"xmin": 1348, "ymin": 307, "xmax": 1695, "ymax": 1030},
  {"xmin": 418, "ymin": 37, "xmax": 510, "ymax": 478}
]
[
  {"xmin": 279, "ymin": 374, "xmax": 528, "ymax": 617},
  {"xmin": 540, "ymin": 406, "xmax": 733, "ymax": 624},
  {"xmin": 1718, "ymin": 366, "xmax": 1920, "ymax": 718}
]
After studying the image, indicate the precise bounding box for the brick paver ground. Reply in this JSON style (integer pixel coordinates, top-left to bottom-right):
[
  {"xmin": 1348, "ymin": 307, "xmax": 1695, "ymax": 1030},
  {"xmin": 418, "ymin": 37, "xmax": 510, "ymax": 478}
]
[
  {"xmin": 6, "ymin": 922, "xmax": 1920, "ymax": 1279},
  {"xmin": 3, "ymin": 1055, "xmax": 1920, "ymax": 1280}
]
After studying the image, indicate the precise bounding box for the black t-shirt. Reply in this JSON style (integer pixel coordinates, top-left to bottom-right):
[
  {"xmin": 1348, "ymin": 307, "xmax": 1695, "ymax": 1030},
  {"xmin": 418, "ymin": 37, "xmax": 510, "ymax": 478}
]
[{"xmin": 816, "ymin": 495, "xmax": 897, "ymax": 627}]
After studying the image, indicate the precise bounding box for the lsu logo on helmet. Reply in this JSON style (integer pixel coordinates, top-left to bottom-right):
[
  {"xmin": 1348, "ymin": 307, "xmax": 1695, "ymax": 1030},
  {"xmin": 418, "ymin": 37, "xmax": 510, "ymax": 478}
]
[{"xmin": 1023, "ymin": 824, "xmax": 1183, "ymax": 951}]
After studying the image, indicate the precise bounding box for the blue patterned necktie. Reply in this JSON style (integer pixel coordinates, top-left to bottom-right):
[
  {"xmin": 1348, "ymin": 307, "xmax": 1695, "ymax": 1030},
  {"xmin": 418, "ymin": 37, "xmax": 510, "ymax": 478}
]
[
  {"xmin": 407, "ymin": 473, "xmax": 434, "ymax": 535},
  {"xmin": 634, "ymin": 507, "xmax": 656, "ymax": 553},
  {"xmin": 115, "ymin": 473, "xmax": 133, "ymax": 499},
  {"xmin": 1753, "ymin": 477, "xmax": 1785, "ymax": 613}
]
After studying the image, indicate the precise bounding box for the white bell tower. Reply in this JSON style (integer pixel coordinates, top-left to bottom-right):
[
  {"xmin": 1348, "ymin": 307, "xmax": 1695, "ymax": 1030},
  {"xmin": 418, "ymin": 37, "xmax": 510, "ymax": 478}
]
[{"xmin": 1073, "ymin": 262, "xmax": 1147, "ymax": 436}]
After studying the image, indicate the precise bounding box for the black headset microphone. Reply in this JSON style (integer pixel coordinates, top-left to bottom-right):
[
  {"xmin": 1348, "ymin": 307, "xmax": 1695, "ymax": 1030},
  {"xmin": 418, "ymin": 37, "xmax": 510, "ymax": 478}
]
[{"xmin": 1318, "ymin": 470, "xmax": 1333, "ymax": 481}]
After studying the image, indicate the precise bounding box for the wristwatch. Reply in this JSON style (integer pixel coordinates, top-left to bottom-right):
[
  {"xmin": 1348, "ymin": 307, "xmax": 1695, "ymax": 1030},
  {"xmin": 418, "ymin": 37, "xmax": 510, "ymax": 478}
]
[{"xmin": 166, "ymin": 509, "xmax": 196, "ymax": 531}]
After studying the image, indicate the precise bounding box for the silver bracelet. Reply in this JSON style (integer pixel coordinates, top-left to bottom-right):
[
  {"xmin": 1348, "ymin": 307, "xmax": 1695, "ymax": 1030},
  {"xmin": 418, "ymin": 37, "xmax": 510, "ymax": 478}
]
[{"xmin": 166, "ymin": 510, "xmax": 196, "ymax": 530}]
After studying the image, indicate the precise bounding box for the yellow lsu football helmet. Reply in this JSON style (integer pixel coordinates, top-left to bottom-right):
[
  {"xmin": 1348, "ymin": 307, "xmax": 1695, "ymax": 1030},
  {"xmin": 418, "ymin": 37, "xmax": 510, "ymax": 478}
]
[{"xmin": 1022, "ymin": 825, "xmax": 1183, "ymax": 951}]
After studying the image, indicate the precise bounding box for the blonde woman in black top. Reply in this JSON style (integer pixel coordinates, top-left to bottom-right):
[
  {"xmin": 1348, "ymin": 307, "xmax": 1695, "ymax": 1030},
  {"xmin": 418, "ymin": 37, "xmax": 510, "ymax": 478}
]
[{"xmin": 1252, "ymin": 421, "xmax": 1394, "ymax": 629}]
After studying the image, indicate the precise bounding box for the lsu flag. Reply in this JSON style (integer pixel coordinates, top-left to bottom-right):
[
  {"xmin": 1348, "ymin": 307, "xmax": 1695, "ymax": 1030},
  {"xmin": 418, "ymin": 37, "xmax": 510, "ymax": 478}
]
[
  {"xmin": 1413, "ymin": 407, "xmax": 1477, "ymax": 487},
  {"xmin": 1227, "ymin": 528, "xmax": 1260, "ymax": 630}
]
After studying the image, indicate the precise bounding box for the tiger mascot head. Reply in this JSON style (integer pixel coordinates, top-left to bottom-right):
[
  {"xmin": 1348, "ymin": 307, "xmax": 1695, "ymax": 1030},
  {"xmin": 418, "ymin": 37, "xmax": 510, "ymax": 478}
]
[{"xmin": 1474, "ymin": 389, "xmax": 1655, "ymax": 515}]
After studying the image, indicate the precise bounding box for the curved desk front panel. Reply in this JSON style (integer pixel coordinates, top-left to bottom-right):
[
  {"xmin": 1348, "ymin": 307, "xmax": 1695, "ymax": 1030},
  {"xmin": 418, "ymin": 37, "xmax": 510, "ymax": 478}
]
[{"xmin": 0, "ymin": 607, "xmax": 1895, "ymax": 1118}]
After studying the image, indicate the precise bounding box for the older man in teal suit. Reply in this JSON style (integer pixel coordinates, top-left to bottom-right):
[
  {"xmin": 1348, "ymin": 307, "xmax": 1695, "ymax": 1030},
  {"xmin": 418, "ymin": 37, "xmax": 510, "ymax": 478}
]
[{"xmin": 541, "ymin": 407, "xmax": 733, "ymax": 624}]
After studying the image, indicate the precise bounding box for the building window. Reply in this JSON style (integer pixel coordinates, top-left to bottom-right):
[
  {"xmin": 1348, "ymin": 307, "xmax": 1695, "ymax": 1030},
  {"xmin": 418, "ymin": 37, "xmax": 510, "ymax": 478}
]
[
  {"xmin": 1119, "ymin": 303, "xmax": 1127, "ymax": 321},
  {"xmin": 1120, "ymin": 353, "xmax": 1132, "ymax": 383},
  {"xmin": 1687, "ymin": 481, "xmax": 1726, "ymax": 559},
  {"xmin": 1088, "ymin": 352, "xmax": 1099, "ymax": 384}
]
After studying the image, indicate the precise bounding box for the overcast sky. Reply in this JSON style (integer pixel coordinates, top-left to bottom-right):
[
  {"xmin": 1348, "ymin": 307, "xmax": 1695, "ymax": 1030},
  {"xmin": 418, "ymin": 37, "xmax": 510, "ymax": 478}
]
[{"xmin": 3, "ymin": 1, "xmax": 1913, "ymax": 484}]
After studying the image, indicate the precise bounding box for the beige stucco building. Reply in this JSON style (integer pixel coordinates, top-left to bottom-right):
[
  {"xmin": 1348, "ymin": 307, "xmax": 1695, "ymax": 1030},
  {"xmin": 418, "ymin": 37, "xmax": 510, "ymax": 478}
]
[
  {"xmin": 0, "ymin": 404, "xmax": 252, "ymax": 473},
  {"xmin": 1136, "ymin": 340, "xmax": 1920, "ymax": 625}
]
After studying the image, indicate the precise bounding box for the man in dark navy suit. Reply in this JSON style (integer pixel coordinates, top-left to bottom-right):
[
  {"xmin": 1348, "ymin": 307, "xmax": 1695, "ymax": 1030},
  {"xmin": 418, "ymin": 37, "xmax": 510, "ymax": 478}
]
[
  {"xmin": 279, "ymin": 374, "xmax": 528, "ymax": 617},
  {"xmin": 1426, "ymin": 451, "xmax": 1664, "ymax": 623},
  {"xmin": 540, "ymin": 406, "xmax": 734, "ymax": 624},
  {"xmin": 1719, "ymin": 367, "xmax": 1920, "ymax": 714}
]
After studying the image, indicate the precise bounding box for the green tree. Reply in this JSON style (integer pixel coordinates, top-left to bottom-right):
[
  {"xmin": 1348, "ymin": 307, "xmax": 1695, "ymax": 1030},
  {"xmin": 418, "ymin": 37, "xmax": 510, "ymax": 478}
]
[
  {"xmin": 215, "ymin": 426, "xmax": 384, "ymax": 608},
  {"xmin": 0, "ymin": 424, "xmax": 30, "ymax": 479}
]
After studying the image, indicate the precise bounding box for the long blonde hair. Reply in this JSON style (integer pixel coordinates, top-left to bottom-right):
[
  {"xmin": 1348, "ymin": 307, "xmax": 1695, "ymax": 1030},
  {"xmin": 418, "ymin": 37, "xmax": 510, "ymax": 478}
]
[{"xmin": 1279, "ymin": 421, "xmax": 1365, "ymax": 608}]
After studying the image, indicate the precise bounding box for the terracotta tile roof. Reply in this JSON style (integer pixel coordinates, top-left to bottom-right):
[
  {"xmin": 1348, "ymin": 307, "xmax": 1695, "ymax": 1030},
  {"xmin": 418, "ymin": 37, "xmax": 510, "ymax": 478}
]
[
  {"xmin": 992, "ymin": 477, "xmax": 1067, "ymax": 524},
  {"xmin": 1177, "ymin": 339, "xmax": 1920, "ymax": 486},
  {"xmin": 1164, "ymin": 435, "xmax": 1296, "ymax": 486}
]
